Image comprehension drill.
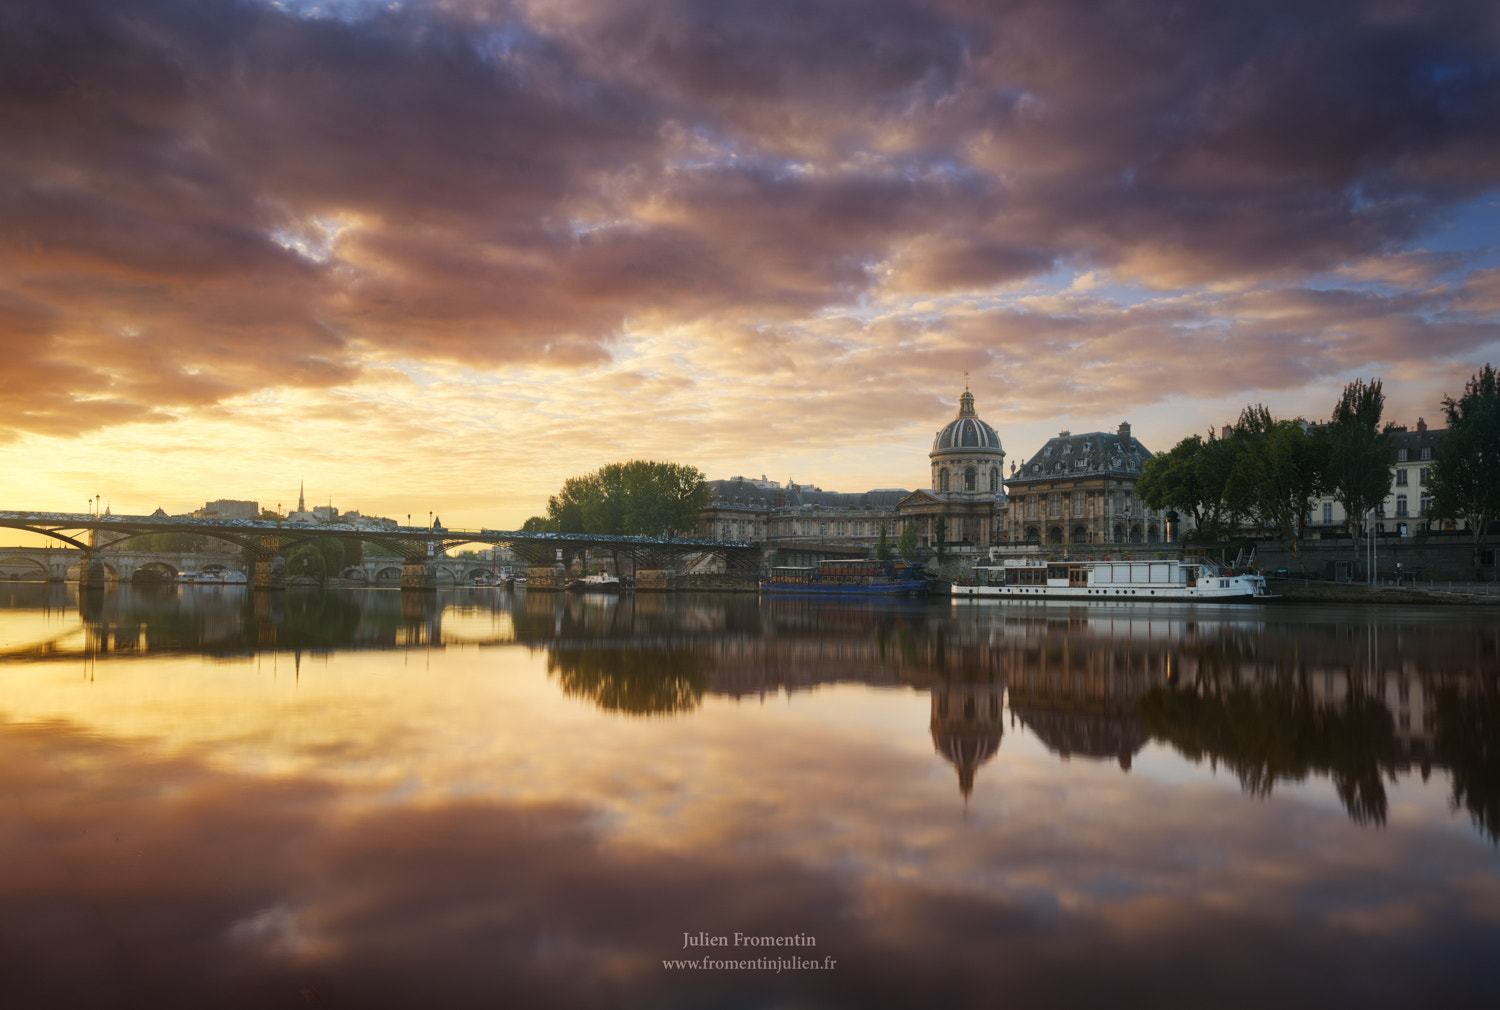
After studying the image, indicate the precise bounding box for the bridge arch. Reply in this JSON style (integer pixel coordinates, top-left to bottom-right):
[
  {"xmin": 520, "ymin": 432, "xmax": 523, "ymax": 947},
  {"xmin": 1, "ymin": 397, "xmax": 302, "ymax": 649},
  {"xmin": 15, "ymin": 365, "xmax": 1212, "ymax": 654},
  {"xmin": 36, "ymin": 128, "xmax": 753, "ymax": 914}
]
[
  {"xmin": 132, "ymin": 561, "xmax": 179, "ymax": 584},
  {"xmin": 342, "ymin": 566, "xmax": 369, "ymax": 583},
  {"xmin": 0, "ymin": 555, "xmax": 51, "ymax": 580},
  {"xmin": 374, "ymin": 566, "xmax": 403, "ymax": 586}
]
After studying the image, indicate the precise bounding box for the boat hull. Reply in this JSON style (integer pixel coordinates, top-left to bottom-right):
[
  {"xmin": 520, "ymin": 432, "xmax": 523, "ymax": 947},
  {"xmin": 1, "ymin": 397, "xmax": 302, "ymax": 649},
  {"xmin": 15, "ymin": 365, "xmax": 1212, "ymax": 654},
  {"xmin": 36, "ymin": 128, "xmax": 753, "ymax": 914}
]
[{"xmin": 949, "ymin": 583, "xmax": 1271, "ymax": 603}]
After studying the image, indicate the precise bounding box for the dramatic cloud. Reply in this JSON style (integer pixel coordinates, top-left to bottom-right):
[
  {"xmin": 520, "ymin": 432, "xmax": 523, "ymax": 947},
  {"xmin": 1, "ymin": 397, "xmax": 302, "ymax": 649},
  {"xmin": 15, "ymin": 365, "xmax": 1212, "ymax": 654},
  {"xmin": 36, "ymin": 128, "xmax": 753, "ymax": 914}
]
[{"xmin": 1, "ymin": 0, "xmax": 1497, "ymax": 511}]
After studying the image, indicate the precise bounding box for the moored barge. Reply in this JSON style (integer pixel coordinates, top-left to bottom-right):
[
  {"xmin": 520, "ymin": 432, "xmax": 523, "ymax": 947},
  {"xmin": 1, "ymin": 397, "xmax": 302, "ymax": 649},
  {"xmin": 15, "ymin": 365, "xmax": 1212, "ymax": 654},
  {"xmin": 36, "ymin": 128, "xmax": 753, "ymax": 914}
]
[
  {"xmin": 950, "ymin": 555, "xmax": 1272, "ymax": 603},
  {"xmin": 760, "ymin": 559, "xmax": 929, "ymax": 597}
]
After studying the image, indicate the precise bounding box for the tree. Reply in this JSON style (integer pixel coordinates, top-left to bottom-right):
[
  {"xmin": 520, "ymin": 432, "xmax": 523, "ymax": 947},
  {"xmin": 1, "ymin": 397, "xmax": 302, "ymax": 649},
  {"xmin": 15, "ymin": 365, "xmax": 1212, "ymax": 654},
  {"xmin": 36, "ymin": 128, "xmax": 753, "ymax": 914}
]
[
  {"xmin": 286, "ymin": 537, "xmax": 343, "ymax": 585},
  {"xmin": 1323, "ymin": 378, "xmax": 1394, "ymax": 563},
  {"xmin": 876, "ymin": 522, "xmax": 893, "ymax": 560},
  {"xmin": 1428, "ymin": 364, "xmax": 1500, "ymax": 580},
  {"xmin": 1225, "ymin": 405, "xmax": 1326, "ymax": 573},
  {"xmin": 1137, "ymin": 430, "xmax": 1247, "ymax": 541},
  {"xmin": 932, "ymin": 514, "xmax": 948, "ymax": 561},
  {"xmin": 898, "ymin": 520, "xmax": 919, "ymax": 561},
  {"xmin": 546, "ymin": 461, "xmax": 710, "ymax": 537}
]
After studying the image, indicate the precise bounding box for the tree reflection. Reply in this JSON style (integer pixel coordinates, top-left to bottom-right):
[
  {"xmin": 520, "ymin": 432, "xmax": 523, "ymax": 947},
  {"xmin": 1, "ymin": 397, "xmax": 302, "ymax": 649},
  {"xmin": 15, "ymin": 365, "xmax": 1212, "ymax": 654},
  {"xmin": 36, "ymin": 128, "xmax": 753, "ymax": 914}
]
[
  {"xmin": 547, "ymin": 646, "xmax": 706, "ymax": 716},
  {"xmin": 1432, "ymin": 681, "xmax": 1500, "ymax": 844},
  {"xmin": 1138, "ymin": 678, "xmax": 1398, "ymax": 826}
]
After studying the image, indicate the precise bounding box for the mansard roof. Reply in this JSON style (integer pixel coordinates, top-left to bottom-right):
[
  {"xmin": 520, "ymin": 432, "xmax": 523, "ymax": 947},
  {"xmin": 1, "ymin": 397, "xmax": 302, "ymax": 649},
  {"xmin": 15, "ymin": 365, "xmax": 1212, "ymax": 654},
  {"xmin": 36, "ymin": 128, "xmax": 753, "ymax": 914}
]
[{"xmin": 1009, "ymin": 426, "xmax": 1152, "ymax": 483}]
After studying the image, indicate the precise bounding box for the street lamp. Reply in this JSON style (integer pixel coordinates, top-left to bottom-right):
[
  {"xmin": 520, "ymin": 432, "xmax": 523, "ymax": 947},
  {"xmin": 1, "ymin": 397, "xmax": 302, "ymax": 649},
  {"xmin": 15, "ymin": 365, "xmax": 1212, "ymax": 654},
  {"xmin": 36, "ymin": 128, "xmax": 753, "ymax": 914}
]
[{"xmin": 1366, "ymin": 508, "xmax": 1376, "ymax": 587}]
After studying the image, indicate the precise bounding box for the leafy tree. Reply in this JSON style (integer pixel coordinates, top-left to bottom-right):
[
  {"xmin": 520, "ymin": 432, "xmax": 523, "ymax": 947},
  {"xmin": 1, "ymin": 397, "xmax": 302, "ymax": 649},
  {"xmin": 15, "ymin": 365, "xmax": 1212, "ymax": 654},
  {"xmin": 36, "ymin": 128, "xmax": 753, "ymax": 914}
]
[
  {"xmin": 898, "ymin": 520, "xmax": 919, "ymax": 560},
  {"xmin": 286, "ymin": 538, "xmax": 343, "ymax": 585},
  {"xmin": 1137, "ymin": 430, "xmax": 1246, "ymax": 541},
  {"xmin": 1323, "ymin": 378, "xmax": 1394, "ymax": 561},
  {"xmin": 1225, "ymin": 405, "xmax": 1326, "ymax": 573},
  {"xmin": 933, "ymin": 514, "xmax": 948, "ymax": 561},
  {"xmin": 1428, "ymin": 365, "xmax": 1500, "ymax": 580},
  {"xmin": 546, "ymin": 460, "xmax": 709, "ymax": 537},
  {"xmin": 876, "ymin": 522, "xmax": 892, "ymax": 560}
]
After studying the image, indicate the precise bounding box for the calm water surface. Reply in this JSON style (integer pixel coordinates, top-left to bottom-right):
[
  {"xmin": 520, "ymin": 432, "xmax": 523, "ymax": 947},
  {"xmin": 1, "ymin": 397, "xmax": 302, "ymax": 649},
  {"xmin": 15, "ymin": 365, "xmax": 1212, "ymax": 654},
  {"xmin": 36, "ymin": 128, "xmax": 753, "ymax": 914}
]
[{"xmin": 1, "ymin": 584, "xmax": 1497, "ymax": 1009}]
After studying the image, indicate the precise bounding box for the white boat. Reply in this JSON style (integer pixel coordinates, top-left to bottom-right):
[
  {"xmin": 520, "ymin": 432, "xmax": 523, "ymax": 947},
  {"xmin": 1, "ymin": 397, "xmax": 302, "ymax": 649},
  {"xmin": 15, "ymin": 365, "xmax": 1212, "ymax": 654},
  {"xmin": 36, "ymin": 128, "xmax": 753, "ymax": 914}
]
[
  {"xmin": 178, "ymin": 568, "xmax": 248, "ymax": 586},
  {"xmin": 565, "ymin": 573, "xmax": 622, "ymax": 593},
  {"xmin": 950, "ymin": 555, "xmax": 1273, "ymax": 603}
]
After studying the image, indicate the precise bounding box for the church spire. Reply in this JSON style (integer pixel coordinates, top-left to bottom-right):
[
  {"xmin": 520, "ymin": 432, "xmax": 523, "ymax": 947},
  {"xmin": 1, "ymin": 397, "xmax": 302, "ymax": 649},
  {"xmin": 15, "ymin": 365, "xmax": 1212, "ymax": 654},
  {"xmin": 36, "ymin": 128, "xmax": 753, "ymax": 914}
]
[{"xmin": 298, "ymin": 480, "xmax": 305, "ymax": 513}]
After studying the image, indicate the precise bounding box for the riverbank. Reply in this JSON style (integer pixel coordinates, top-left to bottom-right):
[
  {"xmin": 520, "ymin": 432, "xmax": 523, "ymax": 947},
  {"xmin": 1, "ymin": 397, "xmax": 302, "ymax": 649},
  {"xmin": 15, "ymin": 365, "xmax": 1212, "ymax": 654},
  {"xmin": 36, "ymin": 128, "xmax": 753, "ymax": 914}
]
[{"xmin": 1272, "ymin": 578, "xmax": 1500, "ymax": 605}]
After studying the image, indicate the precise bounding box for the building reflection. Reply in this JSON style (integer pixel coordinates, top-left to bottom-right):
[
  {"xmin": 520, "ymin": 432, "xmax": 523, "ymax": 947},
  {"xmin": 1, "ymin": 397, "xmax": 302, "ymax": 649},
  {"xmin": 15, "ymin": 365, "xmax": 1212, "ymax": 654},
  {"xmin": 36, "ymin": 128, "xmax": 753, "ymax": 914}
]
[{"xmin": 1, "ymin": 586, "xmax": 1496, "ymax": 835}]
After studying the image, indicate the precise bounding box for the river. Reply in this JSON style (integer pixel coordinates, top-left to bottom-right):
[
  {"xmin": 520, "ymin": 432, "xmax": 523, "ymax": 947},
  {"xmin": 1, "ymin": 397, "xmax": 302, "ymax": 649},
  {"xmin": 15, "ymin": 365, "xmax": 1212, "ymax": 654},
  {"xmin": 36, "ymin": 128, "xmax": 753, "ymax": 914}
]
[{"xmin": 1, "ymin": 584, "xmax": 1497, "ymax": 1009}]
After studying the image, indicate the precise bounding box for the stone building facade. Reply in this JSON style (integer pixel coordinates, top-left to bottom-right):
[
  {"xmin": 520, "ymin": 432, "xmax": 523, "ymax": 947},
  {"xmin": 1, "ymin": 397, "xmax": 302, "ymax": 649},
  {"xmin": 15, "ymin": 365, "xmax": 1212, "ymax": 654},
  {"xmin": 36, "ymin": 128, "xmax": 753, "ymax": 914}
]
[
  {"xmin": 1003, "ymin": 422, "xmax": 1164, "ymax": 545},
  {"xmin": 1305, "ymin": 418, "xmax": 1450, "ymax": 537},
  {"xmin": 695, "ymin": 388, "xmax": 1010, "ymax": 556}
]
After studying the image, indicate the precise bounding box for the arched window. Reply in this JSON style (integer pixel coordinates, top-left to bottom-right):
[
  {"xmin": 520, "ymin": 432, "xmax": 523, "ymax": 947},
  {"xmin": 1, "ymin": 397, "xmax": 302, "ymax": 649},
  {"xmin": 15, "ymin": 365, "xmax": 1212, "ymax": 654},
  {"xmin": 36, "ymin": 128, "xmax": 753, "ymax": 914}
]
[
  {"xmin": 990, "ymin": 468, "xmax": 999, "ymax": 492},
  {"xmin": 939, "ymin": 468, "xmax": 950, "ymax": 492},
  {"xmin": 964, "ymin": 467, "xmax": 976, "ymax": 491}
]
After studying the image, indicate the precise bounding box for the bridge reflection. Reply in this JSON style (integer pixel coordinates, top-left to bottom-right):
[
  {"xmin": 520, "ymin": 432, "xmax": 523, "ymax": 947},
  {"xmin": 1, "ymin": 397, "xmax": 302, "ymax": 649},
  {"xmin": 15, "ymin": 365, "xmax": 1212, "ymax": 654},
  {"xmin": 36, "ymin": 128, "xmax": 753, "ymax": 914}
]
[{"xmin": 1, "ymin": 584, "xmax": 1496, "ymax": 837}]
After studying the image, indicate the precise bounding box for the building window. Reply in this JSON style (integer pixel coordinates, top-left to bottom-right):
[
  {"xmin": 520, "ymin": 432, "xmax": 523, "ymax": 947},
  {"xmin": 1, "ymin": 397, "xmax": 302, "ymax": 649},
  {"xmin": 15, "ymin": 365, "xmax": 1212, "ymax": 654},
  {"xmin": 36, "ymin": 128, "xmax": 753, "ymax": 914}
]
[
  {"xmin": 1395, "ymin": 469, "xmax": 1408, "ymax": 486},
  {"xmin": 801, "ymin": 520, "xmax": 811, "ymax": 536},
  {"xmin": 1026, "ymin": 498, "xmax": 1037, "ymax": 519},
  {"xmin": 1420, "ymin": 447, "xmax": 1431, "ymax": 460},
  {"xmin": 1396, "ymin": 448, "xmax": 1408, "ymax": 462},
  {"xmin": 853, "ymin": 521, "xmax": 864, "ymax": 536},
  {"xmin": 940, "ymin": 468, "xmax": 950, "ymax": 493},
  {"xmin": 1420, "ymin": 496, "xmax": 1432, "ymax": 515},
  {"xmin": 1072, "ymin": 491, "xmax": 1085, "ymax": 516},
  {"xmin": 964, "ymin": 467, "xmax": 976, "ymax": 491},
  {"xmin": 1323, "ymin": 503, "xmax": 1333, "ymax": 523},
  {"xmin": 835, "ymin": 521, "xmax": 846, "ymax": 536},
  {"xmin": 721, "ymin": 523, "xmax": 731, "ymax": 538},
  {"xmin": 1419, "ymin": 467, "xmax": 1430, "ymax": 484},
  {"xmin": 990, "ymin": 468, "xmax": 999, "ymax": 492},
  {"xmin": 1375, "ymin": 501, "xmax": 1386, "ymax": 517},
  {"xmin": 1049, "ymin": 493, "xmax": 1061, "ymax": 518},
  {"xmin": 1395, "ymin": 495, "xmax": 1408, "ymax": 517}
]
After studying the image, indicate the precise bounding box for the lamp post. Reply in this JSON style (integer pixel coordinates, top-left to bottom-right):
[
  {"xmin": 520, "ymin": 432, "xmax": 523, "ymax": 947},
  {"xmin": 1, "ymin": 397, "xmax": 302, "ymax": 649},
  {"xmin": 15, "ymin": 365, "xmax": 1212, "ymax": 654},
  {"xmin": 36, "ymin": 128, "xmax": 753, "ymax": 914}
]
[{"xmin": 1367, "ymin": 508, "xmax": 1376, "ymax": 587}]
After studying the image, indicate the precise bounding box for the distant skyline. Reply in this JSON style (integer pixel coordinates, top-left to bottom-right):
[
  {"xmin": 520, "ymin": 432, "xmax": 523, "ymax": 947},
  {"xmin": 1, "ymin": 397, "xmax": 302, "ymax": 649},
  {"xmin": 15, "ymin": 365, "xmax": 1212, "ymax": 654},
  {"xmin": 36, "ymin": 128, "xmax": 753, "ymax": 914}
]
[{"xmin": 3, "ymin": 0, "xmax": 1498, "ymax": 528}]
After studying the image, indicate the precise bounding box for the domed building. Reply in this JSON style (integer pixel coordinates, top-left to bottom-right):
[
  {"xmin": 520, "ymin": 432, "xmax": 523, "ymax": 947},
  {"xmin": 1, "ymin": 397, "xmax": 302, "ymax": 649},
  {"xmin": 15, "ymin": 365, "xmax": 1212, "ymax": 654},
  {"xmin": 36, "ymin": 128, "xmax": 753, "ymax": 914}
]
[
  {"xmin": 930, "ymin": 388, "xmax": 1005, "ymax": 497},
  {"xmin": 694, "ymin": 384, "xmax": 1010, "ymax": 560},
  {"xmin": 894, "ymin": 387, "xmax": 1009, "ymax": 550}
]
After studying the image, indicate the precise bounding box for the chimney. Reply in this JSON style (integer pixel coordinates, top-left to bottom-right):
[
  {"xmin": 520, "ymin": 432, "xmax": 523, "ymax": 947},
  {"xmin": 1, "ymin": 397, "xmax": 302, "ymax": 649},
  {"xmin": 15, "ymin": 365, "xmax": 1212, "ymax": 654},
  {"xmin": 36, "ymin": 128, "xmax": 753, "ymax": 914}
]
[
  {"xmin": 1416, "ymin": 417, "xmax": 1427, "ymax": 435},
  {"xmin": 1221, "ymin": 425, "xmax": 1232, "ymax": 439},
  {"xmin": 1117, "ymin": 421, "xmax": 1132, "ymax": 447}
]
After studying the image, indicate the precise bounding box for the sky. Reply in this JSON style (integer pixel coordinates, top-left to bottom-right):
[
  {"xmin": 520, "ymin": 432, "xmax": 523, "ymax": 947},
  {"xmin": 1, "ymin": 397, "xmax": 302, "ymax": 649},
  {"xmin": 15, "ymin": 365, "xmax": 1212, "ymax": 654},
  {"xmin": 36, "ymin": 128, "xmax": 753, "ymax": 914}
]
[{"xmin": 2, "ymin": 0, "xmax": 1499, "ymax": 529}]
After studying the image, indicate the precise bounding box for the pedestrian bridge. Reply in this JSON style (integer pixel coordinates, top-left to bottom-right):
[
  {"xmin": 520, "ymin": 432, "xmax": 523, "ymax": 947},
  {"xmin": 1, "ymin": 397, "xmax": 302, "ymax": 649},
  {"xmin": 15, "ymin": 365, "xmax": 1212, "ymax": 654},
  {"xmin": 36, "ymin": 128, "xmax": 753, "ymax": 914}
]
[
  {"xmin": 0, "ymin": 546, "xmax": 509, "ymax": 586},
  {"xmin": 0, "ymin": 510, "xmax": 761, "ymax": 589}
]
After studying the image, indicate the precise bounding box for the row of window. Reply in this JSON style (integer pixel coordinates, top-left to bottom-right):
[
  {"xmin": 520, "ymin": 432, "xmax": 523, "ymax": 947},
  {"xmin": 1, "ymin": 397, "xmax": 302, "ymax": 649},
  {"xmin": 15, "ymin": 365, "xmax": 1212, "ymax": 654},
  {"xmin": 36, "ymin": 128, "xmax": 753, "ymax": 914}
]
[
  {"xmin": 1319, "ymin": 495, "xmax": 1431, "ymax": 523},
  {"xmin": 938, "ymin": 466, "xmax": 1001, "ymax": 493},
  {"xmin": 1395, "ymin": 447, "xmax": 1432, "ymax": 462}
]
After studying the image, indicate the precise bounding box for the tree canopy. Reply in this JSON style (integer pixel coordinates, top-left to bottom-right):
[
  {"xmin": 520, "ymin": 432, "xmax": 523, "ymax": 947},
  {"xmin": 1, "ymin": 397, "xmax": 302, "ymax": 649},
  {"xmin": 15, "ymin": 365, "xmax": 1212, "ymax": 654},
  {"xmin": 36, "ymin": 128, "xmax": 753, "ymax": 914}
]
[
  {"xmin": 1322, "ymin": 378, "xmax": 1393, "ymax": 557},
  {"xmin": 1136, "ymin": 431, "xmax": 1244, "ymax": 540},
  {"xmin": 1428, "ymin": 364, "xmax": 1500, "ymax": 579},
  {"xmin": 1224, "ymin": 405, "xmax": 1326, "ymax": 571},
  {"xmin": 545, "ymin": 460, "xmax": 709, "ymax": 537}
]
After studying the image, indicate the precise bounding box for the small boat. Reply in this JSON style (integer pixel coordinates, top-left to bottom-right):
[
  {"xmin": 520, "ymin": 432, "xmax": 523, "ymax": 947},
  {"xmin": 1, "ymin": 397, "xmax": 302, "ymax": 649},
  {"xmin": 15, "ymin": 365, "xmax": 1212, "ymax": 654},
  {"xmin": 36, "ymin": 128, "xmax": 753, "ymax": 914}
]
[
  {"xmin": 949, "ymin": 554, "xmax": 1273, "ymax": 603},
  {"xmin": 759, "ymin": 559, "xmax": 928, "ymax": 597},
  {"xmin": 565, "ymin": 573, "xmax": 622, "ymax": 593},
  {"xmin": 178, "ymin": 568, "xmax": 248, "ymax": 586}
]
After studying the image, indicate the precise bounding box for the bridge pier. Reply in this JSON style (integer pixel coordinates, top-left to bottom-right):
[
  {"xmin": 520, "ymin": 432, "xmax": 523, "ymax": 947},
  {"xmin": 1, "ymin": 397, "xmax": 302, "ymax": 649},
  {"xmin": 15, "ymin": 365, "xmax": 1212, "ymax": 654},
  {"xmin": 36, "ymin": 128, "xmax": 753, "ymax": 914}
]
[
  {"xmin": 77, "ymin": 554, "xmax": 108, "ymax": 590},
  {"xmin": 401, "ymin": 561, "xmax": 436, "ymax": 591},
  {"xmin": 253, "ymin": 557, "xmax": 286, "ymax": 590}
]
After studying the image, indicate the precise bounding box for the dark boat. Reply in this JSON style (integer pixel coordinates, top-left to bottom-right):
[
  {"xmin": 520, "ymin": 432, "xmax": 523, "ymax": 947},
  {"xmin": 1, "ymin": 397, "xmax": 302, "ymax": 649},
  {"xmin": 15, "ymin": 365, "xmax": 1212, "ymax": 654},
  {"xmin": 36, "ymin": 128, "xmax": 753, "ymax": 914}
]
[{"xmin": 759, "ymin": 559, "xmax": 928, "ymax": 597}]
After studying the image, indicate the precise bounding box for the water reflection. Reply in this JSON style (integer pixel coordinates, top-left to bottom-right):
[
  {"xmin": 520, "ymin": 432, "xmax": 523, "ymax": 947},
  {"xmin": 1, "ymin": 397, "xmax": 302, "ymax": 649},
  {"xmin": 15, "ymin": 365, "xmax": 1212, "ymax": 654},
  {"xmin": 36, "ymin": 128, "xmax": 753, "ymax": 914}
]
[
  {"xmin": 1, "ymin": 585, "xmax": 1497, "ymax": 837},
  {"xmin": 2, "ymin": 586, "xmax": 1498, "ymax": 1008}
]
